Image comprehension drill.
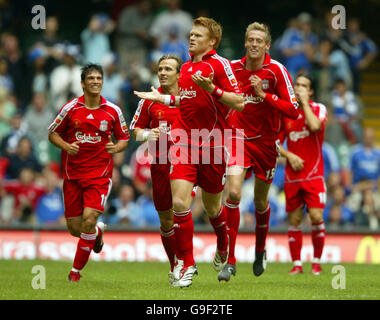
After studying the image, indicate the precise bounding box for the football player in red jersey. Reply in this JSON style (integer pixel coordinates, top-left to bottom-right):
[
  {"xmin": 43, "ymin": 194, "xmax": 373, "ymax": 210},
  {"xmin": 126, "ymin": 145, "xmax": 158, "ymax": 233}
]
[
  {"xmin": 130, "ymin": 54, "xmax": 184, "ymax": 286},
  {"xmin": 134, "ymin": 17, "xmax": 244, "ymax": 287},
  {"xmin": 48, "ymin": 63, "xmax": 130, "ymax": 282},
  {"xmin": 279, "ymin": 74, "xmax": 327, "ymax": 275},
  {"xmin": 218, "ymin": 22, "xmax": 299, "ymax": 281}
]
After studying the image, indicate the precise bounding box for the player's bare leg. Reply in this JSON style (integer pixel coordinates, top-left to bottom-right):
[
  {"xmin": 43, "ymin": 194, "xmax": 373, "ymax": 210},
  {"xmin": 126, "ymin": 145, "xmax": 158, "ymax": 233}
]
[
  {"xmin": 288, "ymin": 207, "xmax": 304, "ymax": 275},
  {"xmin": 252, "ymin": 177, "xmax": 272, "ymax": 276},
  {"xmin": 218, "ymin": 166, "xmax": 247, "ymax": 281},
  {"xmin": 66, "ymin": 214, "xmax": 105, "ymax": 253},
  {"xmin": 171, "ymin": 179, "xmax": 197, "ymax": 287},
  {"xmin": 158, "ymin": 208, "xmax": 178, "ymax": 285},
  {"xmin": 66, "ymin": 216, "xmax": 82, "ymax": 238},
  {"xmin": 308, "ymin": 208, "xmax": 325, "ymax": 275},
  {"xmin": 69, "ymin": 208, "xmax": 101, "ymax": 282},
  {"xmin": 202, "ymin": 189, "xmax": 229, "ymax": 272}
]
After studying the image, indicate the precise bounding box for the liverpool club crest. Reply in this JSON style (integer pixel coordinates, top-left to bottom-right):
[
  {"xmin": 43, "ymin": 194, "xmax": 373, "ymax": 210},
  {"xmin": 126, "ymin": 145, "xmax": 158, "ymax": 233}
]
[
  {"xmin": 99, "ymin": 120, "xmax": 108, "ymax": 131},
  {"xmin": 262, "ymin": 79, "xmax": 269, "ymax": 90}
]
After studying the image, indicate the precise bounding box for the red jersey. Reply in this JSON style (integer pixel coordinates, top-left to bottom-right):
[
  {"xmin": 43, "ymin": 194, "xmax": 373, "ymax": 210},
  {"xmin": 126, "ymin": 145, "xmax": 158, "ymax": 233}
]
[
  {"xmin": 130, "ymin": 87, "xmax": 179, "ymax": 160},
  {"xmin": 48, "ymin": 95, "xmax": 130, "ymax": 180},
  {"xmin": 130, "ymin": 149, "xmax": 152, "ymax": 184},
  {"xmin": 230, "ymin": 54, "xmax": 299, "ymax": 140},
  {"xmin": 4, "ymin": 181, "xmax": 46, "ymax": 212},
  {"xmin": 172, "ymin": 49, "xmax": 241, "ymax": 147},
  {"xmin": 280, "ymin": 100, "xmax": 327, "ymax": 182}
]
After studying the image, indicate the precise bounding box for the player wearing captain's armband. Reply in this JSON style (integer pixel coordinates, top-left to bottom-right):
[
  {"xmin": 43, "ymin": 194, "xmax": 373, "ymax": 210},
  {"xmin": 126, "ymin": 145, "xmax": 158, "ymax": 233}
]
[
  {"xmin": 218, "ymin": 22, "xmax": 299, "ymax": 282},
  {"xmin": 278, "ymin": 73, "xmax": 327, "ymax": 276},
  {"xmin": 48, "ymin": 63, "xmax": 129, "ymax": 282}
]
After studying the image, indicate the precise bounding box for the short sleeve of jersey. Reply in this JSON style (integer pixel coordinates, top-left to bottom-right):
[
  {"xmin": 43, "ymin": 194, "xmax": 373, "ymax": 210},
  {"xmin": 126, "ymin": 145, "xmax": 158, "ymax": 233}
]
[
  {"xmin": 213, "ymin": 57, "xmax": 241, "ymax": 94},
  {"xmin": 272, "ymin": 62, "xmax": 298, "ymax": 109},
  {"xmin": 130, "ymin": 99, "xmax": 152, "ymax": 130},
  {"xmin": 315, "ymin": 103, "xmax": 328, "ymax": 123},
  {"xmin": 112, "ymin": 105, "xmax": 130, "ymax": 141},
  {"xmin": 310, "ymin": 102, "xmax": 327, "ymax": 131},
  {"xmin": 48, "ymin": 99, "xmax": 76, "ymax": 134}
]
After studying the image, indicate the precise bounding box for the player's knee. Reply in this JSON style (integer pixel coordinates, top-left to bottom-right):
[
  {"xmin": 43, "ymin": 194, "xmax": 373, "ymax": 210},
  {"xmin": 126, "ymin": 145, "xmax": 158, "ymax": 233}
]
[
  {"xmin": 309, "ymin": 210, "xmax": 323, "ymax": 224},
  {"xmin": 228, "ymin": 189, "xmax": 241, "ymax": 203},
  {"xmin": 254, "ymin": 198, "xmax": 268, "ymax": 212},
  {"xmin": 289, "ymin": 214, "xmax": 302, "ymax": 226},
  {"xmin": 172, "ymin": 197, "xmax": 189, "ymax": 212},
  {"xmin": 81, "ymin": 215, "xmax": 98, "ymax": 233},
  {"xmin": 68, "ymin": 226, "xmax": 81, "ymax": 237},
  {"xmin": 203, "ymin": 204, "xmax": 220, "ymax": 218}
]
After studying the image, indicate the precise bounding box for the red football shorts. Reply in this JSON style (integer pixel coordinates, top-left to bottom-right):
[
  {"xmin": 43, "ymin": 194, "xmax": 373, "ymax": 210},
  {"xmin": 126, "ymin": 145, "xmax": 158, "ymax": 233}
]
[
  {"xmin": 228, "ymin": 136, "xmax": 280, "ymax": 183},
  {"xmin": 63, "ymin": 178, "xmax": 112, "ymax": 218},
  {"xmin": 284, "ymin": 177, "xmax": 326, "ymax": 213},
  {"xmin": 150, "ymin": 162, "xmax": 172, "ymax": 211},
  {"xmin": 169, "ymin": 145, "xmax": 228, "ymax": 194}
]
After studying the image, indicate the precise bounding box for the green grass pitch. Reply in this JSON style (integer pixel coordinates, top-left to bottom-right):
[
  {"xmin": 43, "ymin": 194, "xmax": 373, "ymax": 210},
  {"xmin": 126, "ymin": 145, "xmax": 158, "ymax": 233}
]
[{"xmin": 1, "ymin": 259, "xmax": 379, "ymax": 300}]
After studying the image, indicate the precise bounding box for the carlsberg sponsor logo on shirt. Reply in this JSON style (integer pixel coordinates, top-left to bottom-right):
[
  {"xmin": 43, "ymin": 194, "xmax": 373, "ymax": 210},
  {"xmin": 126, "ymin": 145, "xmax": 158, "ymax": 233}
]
[
  {"xmin": 180, "ymin": 88, "xmax": 197, "ymax": 100},
  {"xmin": 289, "ymin": 127, "xmax": 310, "ymax": 142},
  {"xmin": 243, "ymin": 94, "xmax": 264, "ymax": 104},
  {"xmin": 75, "ymin": 132, "xmax": 102, "ymax": 144}
]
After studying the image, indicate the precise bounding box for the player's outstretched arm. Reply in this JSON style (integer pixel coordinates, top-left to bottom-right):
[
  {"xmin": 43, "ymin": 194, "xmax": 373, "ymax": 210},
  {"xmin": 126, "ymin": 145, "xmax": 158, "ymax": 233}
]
[
  {"xmin": 133, "ymin": 128, "xmax": 160, "ymax": 142},
  {"xmin": 134, "ymin": 86, "xmax": 180, "ymax": 107}
]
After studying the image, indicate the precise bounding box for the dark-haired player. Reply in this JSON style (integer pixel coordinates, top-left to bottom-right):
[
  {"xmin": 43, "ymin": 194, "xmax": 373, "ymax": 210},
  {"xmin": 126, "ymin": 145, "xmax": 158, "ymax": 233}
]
[
  {"xmin": 278, "ymin": 73, "xmax": 327, "ymax": 275},
  {"xmin": 48, "ymin": 63, "xmax": 130, "ymax": 281}
]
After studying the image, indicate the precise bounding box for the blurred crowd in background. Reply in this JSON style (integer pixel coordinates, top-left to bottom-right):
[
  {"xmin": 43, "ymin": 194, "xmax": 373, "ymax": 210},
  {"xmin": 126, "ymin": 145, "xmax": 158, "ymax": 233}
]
[{"xmin": 0, "ymin": 0, "xmax": 379, "ymax": 231}]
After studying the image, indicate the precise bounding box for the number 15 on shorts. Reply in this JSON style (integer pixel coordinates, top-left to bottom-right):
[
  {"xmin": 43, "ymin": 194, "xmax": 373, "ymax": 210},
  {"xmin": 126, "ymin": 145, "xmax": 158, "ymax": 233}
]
[{"xmin": 265, "ymin": 168, "xmax": 276, "ymax": 181}]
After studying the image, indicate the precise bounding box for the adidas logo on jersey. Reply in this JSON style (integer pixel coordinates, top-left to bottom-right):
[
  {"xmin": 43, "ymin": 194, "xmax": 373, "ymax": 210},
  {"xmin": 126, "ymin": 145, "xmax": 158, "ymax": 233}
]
[{"xmin": 87, "ymin": 114, "xmax": 94, "ymax": 119}]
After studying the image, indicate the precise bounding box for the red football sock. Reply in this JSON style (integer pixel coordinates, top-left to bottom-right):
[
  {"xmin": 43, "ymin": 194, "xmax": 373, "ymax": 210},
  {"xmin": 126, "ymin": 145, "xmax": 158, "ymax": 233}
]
[
  {"xmin": 160, "ymin": 226, "xmax": 177, "ymax": 272},
  {"xmin": 288, "ymin": 225, "xmax": 303, "ymax": 262},
  {"xmin": 73, "ymin": 232, "xmax": 96, "ymax": 271},
  {"xmin": 311, "ymin": 221, "xmax": 325, "ymax": 260},
  {"xmin": 225, "ymin": 199, "xmax": 240, "ymax": 265},
  {"xmin": 209, "ymin": 206, "xmax": 228, "ymax": 252},
  {"xmin": 255, "ymin": 203, "xmax": 270, "ymax": 253},
  {"xmin": 173, "ymin": 210, "xmax": 194, "ymax": 268}
]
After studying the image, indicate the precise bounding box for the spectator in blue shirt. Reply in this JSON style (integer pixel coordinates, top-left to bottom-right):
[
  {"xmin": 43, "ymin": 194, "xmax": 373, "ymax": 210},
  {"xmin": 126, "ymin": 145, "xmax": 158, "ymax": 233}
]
[
  {"xmin": 340, "ymin": 18, "xmax": 378, "ymax": 93},
  {"xmin": 35, "ymin": 168, "xmax": 65, "ymax": 226},
  {"xmin": 346, "ymin": 127, "xmax": 380, "ymax": 230},
  {"xmin": 100, "ymin": 52, "xmax": 125, "ymax": 106},
  {"xmin": 323, "ymin": 142, "xmax": 341, "ymax": 179},
  {"xmin": 135, "ymin": 182, "xmax": 161, "ymax": 227},
  {"xmin": 323, "ymin": 184, "xmax": 354, "ymax": 229},
  {"xmin": 331, "ymin": 79, "xmax": 362, "ymax": 143},
  {"xmin": 159, "ymin": 25, "xmax": 190, "ymax": 63},
  {"xmin": 347, "ymin": 127, "xmax": 380, "ymax": 188},
  {"xmin": 81, "ymin": 13, "xmax": 114, "ymax": 64},
  {"xmin": 278, "ymin": 12, "xmax": 318, "ymax": 80}
]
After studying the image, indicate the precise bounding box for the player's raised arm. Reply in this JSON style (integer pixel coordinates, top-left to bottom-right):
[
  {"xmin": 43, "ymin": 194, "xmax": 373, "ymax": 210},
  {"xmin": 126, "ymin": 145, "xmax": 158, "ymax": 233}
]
[{"xmin": 134, "ymin": 86, "xmax": 180, "ymax": 107}]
